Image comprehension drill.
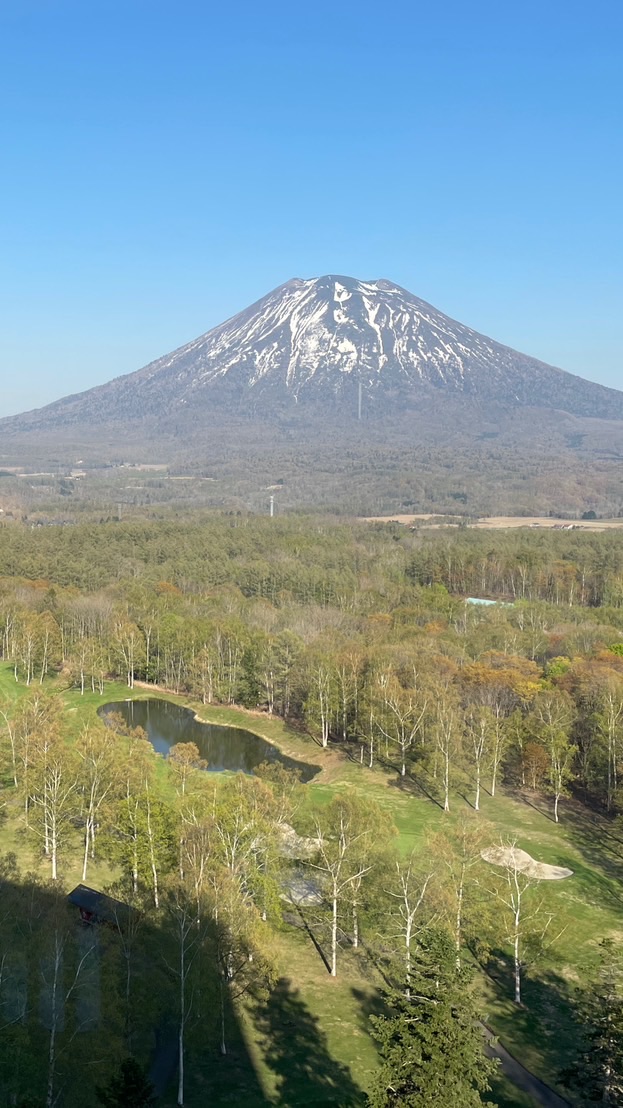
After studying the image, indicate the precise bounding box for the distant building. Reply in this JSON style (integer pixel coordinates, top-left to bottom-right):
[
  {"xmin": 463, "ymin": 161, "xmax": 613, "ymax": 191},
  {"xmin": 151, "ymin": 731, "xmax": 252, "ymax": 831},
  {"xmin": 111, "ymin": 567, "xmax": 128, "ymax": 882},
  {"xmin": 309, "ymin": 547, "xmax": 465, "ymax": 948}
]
[{"xmin": 465, "ymin": 597, "xmax": 514, "ymax": 607}]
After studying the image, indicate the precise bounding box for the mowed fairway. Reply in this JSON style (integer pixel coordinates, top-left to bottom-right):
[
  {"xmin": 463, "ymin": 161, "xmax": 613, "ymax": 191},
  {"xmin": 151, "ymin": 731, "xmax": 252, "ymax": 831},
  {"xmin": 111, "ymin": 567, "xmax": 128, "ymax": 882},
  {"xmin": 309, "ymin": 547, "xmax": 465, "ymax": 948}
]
[{"xmin": 1, "ymin": 664, "xmax": 617, "ymax": 1106}]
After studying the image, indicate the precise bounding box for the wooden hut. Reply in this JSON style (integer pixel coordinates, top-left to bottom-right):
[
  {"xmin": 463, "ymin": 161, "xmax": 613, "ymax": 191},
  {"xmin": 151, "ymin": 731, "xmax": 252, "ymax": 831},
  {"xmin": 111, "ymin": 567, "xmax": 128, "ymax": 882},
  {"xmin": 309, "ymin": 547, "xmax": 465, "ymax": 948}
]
[{"xmin": 67, "ymin": 884, "xmax": 130, "ymax": 928}]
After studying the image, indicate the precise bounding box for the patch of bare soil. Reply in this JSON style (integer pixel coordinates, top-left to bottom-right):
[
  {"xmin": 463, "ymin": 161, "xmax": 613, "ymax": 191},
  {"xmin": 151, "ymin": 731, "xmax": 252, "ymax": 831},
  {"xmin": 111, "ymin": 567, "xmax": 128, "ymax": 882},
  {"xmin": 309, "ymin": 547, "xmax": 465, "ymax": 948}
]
[
  {"xmin": 361, "ymin": 513, "xmax": 442, "ymax": 523},
  {"xmin": 473, "ymin": 516, "xmax": 623, "ymax": 532},
  {"xmin": 481, "ymin": 845, "xmax": 573, "ymax": 880},
  {"xmin": 360, "ymin": 514, "xmax": 623, "ymax": 532}
]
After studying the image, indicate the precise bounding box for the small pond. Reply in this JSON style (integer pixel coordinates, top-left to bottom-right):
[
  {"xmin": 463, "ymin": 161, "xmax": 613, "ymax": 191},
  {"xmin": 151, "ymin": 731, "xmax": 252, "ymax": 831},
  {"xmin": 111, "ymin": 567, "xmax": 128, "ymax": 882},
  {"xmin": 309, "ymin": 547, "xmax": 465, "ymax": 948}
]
[{"xmin": 99, "ymin": 698, "xmax": 318, "ymax": 781}]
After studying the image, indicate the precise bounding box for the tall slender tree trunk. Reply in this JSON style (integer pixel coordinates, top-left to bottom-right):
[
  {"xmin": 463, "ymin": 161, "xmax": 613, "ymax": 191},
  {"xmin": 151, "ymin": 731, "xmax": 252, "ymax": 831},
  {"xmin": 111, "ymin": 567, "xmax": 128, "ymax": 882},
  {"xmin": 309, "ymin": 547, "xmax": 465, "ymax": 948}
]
[
  {"xmin": 514, "ymin": 923, "xmax": 521, "ymax": 1004},
  {"xmin": 132, "ymin": 832, "xmax": 139, "ymax": 895},
  {"xmin": 220, "ymin": 983, "xmax": 227, "ymax": 1055},
  {"xmin": 51, "ymin": 816, "xmax": 58, "ymax": 880},
  {"xmin": 455, "ymin": 867, "xmax": 466, "ymax": 969},
  {"xmin": 331, "ymin": 889, "xmax": 338, "ymax": 977},
  {"xmin": 145, "ymin": 792, "xmax": 159, "ymax": 908},
  {"xmin": 404, "ymin": 917, "xmax": 412, "ymax": 996},
  {"xmin": 177, "ymin": 942, "xmax": 185, "ymax": 1106},
  {"xmin": 46, "ymin": 934, "xmax": 61, "ymax": 1108},
  {"xmin": 82, "ymin": 818, "xmax": 91, "ymax": 882},
  {"xmin": 1, "ymin": 716, "xmax": 18, "ymax": 787},
  {"xmin": 352, "ymin": 901, "xmax": 359, "ymax": 949},
  {"xmin": 444, "ymin": 749, "xmax": 450, "ymax": 812},
  {"xmin": 125, "ymin": 950, "xmax": 133, "ymax": 1049}
]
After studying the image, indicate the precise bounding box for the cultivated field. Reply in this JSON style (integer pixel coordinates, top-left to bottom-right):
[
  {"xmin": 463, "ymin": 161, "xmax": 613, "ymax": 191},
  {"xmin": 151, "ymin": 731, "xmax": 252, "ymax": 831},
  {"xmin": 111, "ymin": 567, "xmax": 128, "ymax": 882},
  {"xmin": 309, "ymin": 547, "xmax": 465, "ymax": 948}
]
[{"xmin": 363, "ymin": 513, "xmax": 623, "ymax": 531}]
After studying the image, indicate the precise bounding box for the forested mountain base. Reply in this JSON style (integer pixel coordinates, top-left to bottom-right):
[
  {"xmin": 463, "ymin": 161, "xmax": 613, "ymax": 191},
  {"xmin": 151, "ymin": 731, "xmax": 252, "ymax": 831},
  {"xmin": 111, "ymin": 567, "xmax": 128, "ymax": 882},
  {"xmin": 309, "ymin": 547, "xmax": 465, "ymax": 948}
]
[
  {"xmin": 2, "ymin": 399, "xmax": 623, "ymax": 518},
  {"xmin": 1, "ymin": 515, "xmax": 623, "ymax": 1105}
]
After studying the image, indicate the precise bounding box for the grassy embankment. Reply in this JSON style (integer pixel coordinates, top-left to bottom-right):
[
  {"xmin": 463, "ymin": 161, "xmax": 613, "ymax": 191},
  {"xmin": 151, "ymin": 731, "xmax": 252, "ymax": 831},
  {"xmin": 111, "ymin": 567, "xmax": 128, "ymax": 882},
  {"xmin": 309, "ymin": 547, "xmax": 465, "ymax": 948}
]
[{"xmin": 2, "ymin": 665, "xmax": 616, "ymax": 1106}]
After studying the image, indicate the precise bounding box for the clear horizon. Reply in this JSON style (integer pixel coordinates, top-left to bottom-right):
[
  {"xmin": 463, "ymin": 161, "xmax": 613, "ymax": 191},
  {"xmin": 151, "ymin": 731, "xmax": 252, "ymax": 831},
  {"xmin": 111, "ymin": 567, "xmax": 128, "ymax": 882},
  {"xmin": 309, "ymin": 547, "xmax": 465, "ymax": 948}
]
[{"xmin": 1, "ymin": 0, "xmax": 621, "ymax": 417}]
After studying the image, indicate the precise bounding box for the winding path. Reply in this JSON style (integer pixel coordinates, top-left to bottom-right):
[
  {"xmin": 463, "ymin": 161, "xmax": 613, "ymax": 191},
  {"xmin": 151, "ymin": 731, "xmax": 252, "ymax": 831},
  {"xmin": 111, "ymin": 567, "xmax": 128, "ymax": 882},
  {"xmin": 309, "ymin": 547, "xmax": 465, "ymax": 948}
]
[{"xmin": 482, "ymin": 1024, "xmax": 571, "ymax": 1107}]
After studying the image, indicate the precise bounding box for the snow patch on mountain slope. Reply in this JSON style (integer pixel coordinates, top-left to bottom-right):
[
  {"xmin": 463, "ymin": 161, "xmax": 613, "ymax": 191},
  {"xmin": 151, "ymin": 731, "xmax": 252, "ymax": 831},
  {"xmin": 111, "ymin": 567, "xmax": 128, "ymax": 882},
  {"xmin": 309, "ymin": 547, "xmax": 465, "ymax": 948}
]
[
  {"xmin": 160, "ymin": 276, "xmax": 508, "ymax": 398},
  {"xmin": 7, "ymin": 273, "xmax": 622, "ymax": 430}
]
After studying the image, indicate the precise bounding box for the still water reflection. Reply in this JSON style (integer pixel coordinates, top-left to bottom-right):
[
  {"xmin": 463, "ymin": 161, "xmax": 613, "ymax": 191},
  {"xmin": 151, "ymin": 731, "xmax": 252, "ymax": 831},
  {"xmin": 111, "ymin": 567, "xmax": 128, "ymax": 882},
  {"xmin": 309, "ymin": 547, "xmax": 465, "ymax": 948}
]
[{"xmin": 99, "ymin": 698, "xmax": 318, "ymax": 780}]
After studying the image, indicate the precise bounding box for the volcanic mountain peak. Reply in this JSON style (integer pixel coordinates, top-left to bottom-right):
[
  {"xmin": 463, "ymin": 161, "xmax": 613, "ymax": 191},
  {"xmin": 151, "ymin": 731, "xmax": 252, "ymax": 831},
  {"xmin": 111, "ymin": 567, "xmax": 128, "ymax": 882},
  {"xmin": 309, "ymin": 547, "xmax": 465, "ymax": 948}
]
[
  {"xmin": 97, "ymin": 273, "xmax": 623, "ymax": 418},
  {"xmin": 3, "ymin": 274, "xmax": 623, "ymax": 431},
  {"xmin": 150, "ymin": 273, "xmax": 499, "ymax": 396}
]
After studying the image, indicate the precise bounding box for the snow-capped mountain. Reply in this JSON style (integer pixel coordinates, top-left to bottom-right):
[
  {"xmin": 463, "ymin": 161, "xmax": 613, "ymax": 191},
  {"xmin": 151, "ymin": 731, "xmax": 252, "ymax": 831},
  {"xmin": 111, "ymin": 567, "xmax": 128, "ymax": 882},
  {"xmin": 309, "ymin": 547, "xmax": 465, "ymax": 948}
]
[{"xmin": 3, "ymin": 275, "xmax": 623, "ymax": 430}]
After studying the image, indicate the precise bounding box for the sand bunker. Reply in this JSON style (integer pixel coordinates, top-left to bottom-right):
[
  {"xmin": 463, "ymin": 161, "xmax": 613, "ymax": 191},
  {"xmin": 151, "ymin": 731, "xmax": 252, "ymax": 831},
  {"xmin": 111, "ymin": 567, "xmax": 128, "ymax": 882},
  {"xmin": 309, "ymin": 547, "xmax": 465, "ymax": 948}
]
[
  {"xmin": 278, "ymin": 822, "xmax": 321, "ymax": 860},
  {"xmin": 481, "ymin": 845, "xmax": 573, "ymax": 881}
]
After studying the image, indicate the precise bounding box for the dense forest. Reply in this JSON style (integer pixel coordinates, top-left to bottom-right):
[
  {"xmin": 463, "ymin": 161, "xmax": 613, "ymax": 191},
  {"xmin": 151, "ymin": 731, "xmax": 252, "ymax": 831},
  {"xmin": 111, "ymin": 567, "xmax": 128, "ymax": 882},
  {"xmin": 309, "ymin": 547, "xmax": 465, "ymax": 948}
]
[
  {"xmin": 3, "ymin": 516, "xmax": 623, "ymax": 812},
  {"xmin": 2, "ymin": 515, "xmax": 623, "ymax": 1106},
  {"xmin": 2, "ymin": 513, "xmax": 623, "ymax": 600},
  {"xmin": 2, "ymin": 410, "xmax": 623, "ymax": 519}
]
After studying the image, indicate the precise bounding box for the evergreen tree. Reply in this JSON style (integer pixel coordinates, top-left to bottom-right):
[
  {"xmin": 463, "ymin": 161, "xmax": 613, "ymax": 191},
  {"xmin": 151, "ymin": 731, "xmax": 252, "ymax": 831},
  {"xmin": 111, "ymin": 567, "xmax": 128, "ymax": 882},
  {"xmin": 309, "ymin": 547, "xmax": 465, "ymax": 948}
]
[
  {"xmin": 369, "ymin": 929, "xmax": 496, "ymax": 1107},
  {"xmin": 96, "ymin": 1057, "xmax": 156, "ymax": 1108},
  {"xmin": 561, "ymin": 940, "xmax": 623, "ymax": 1105}
]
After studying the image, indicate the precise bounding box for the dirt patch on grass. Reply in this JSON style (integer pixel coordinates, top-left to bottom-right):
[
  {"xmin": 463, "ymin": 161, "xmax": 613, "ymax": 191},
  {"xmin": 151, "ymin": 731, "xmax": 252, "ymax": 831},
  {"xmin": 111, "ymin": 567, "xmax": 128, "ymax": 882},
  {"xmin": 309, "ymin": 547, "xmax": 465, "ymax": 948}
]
[{"xmin": 482, "ymin": 845, "xmax": 573, "ymax": 880}]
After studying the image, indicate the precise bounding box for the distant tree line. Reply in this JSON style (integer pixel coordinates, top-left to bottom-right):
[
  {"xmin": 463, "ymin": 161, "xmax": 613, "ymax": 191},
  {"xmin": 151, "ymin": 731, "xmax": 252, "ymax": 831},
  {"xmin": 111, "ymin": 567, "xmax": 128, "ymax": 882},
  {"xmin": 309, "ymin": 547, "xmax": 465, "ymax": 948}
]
[{"xmin": 1, "ymin": 515, "xmax": 623, "ymax": 605}]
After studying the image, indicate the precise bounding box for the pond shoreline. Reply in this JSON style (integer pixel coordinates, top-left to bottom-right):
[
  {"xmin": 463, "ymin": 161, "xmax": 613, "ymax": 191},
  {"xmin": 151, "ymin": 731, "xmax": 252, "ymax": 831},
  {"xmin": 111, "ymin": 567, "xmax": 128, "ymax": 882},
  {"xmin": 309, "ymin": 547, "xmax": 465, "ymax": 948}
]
[
  {"xmin": 128, "ymin": 680, "xmax": 329, "ymax": 777},
  {"xmin": 100, "ymin": 693, "xmax": 321, "ymax": 780}
]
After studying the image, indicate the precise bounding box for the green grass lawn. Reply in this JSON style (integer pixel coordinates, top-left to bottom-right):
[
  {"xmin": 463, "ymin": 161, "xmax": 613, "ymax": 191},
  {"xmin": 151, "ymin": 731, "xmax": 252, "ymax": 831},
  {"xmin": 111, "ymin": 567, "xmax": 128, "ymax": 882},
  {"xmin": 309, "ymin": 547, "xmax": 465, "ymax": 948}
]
[
  {"xmin": 1, "ymin": 664, "xmax": 615, "ymax": 1105},
  {"xmin": 0, "ymin": 665, "xmax": 29, "ymax": 701}
]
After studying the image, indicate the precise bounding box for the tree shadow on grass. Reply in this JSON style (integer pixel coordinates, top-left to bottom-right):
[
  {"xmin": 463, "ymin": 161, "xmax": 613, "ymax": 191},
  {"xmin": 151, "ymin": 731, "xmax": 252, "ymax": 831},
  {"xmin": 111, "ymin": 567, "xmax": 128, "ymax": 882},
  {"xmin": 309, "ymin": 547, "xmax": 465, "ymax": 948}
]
[
  {"xmin": 355, "ymin": 943, "xmax": 394, "ymax": 991},
  {"xmin": 457, "ymin": 790, "xmax": 477, "ymax": 809},
  {"xmin": 292, "ymin": 904, "xmax": 332, "ymax": 974},
  {"xmin": 252, "ymin": 977, "xmax": 367, "ymax": 1106},
  {"xmin": 555, "ymin": 847, "xmax": 623, "ymax": 913},
  {"xmin": 386, "ymin": 770, "xmax": 445, "ymax": 810},
  {"xmin": 559, "ymin": 807, "xmax": 623, "ymax": 901},
  {"xmin": 282, "ymin": 900, "xmax": 334, "ymax": 976},
  {"xmin": 350, "ymin": 985, "xmax": 389, "ymax": 1031},
  {"xmin": 475, "ymin": 944, "xmax": 578, "ymax": 1101},
  {"xmin": 510, "ymin": 789, "xmax": 558, "ymax": 823}
]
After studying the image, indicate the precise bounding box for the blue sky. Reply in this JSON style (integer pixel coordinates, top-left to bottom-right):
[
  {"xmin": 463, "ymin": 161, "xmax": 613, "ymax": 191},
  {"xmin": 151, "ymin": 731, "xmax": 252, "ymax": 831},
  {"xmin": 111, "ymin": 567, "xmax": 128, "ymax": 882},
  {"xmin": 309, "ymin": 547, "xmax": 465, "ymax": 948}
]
[{"xmin": 1, "ymin": 0, "xmax": 621, "ymax": 416}]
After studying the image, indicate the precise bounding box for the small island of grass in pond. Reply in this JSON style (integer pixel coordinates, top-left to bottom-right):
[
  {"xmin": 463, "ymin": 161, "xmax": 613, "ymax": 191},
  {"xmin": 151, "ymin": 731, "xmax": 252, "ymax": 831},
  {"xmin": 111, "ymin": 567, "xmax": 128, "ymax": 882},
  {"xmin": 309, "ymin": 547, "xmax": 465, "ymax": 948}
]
[{"xmin": 99, "ymin": 699, "xmax": 319, "ymax": 781}]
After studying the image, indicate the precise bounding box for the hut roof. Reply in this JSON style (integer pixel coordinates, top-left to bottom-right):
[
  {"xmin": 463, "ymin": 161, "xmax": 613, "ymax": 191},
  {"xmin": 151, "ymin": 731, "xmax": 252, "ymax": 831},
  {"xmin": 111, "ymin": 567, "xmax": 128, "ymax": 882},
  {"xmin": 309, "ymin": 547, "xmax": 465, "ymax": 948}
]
[{"xmin": 67, "ymin": 884, "xmax": 129, "ymax": 925}]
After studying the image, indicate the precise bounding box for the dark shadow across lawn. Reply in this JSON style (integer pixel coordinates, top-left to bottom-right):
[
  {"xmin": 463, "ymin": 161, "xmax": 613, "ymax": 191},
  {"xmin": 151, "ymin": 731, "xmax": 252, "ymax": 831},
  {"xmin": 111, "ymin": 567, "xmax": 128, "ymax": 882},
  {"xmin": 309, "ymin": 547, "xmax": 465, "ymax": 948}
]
[{"xmin": 252, "ymin": 977, "xmax": 366, "ymax": 1106}]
